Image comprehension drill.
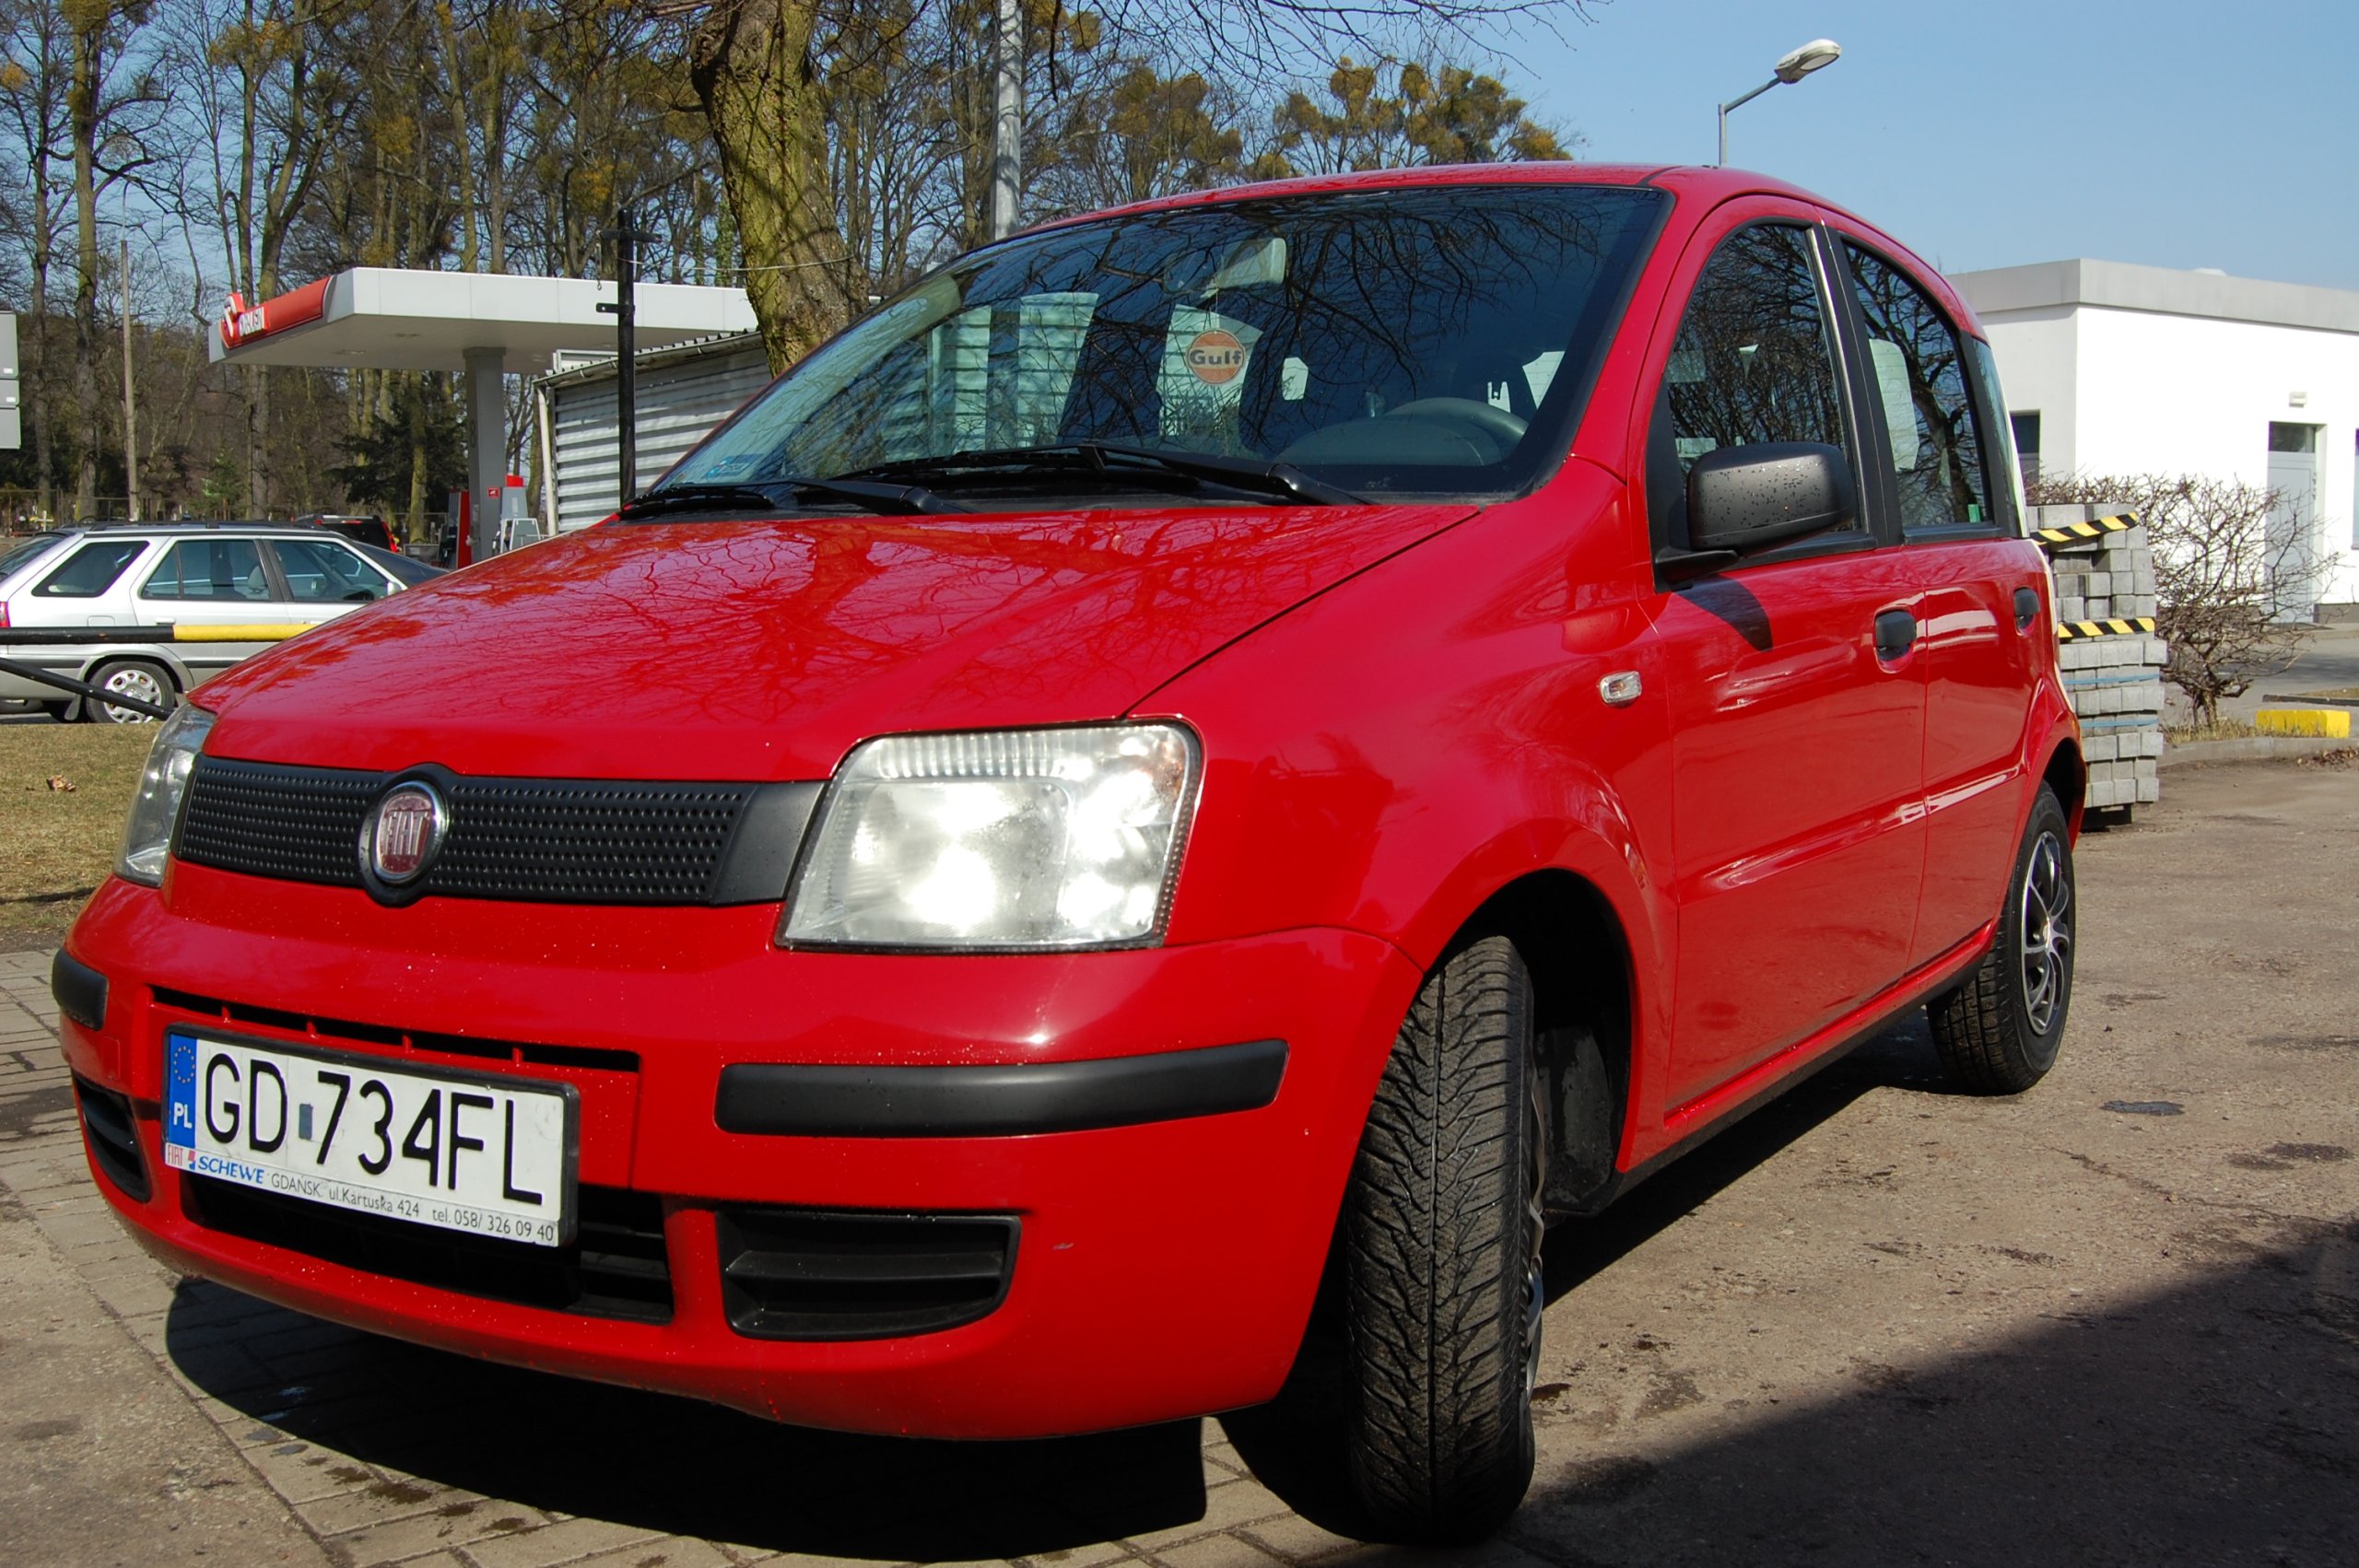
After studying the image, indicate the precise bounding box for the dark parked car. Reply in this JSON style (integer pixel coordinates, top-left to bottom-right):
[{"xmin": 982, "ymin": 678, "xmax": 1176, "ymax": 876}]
[
  {"xmin": 292, "ymin": 512, "xmax": 399, "ymax": 553},
  {"xmin": 354, "ymin": 542, "xmax": 444, "ymax": 587}
]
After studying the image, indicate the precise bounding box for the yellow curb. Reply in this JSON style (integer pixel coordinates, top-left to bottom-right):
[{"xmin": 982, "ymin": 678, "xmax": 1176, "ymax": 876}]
[{"xmin": 2255, "ymin": 708, "xmax": 2352, "ymax": 739}]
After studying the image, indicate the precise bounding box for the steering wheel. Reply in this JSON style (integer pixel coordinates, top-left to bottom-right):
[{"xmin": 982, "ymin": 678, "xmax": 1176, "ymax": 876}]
[{"xmin": 1384, "ymin": 397, "xmax": 1529, "ymax": 450}]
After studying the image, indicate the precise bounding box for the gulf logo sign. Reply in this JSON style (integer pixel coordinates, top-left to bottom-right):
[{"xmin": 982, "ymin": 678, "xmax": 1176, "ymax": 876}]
[{"xmin": 1183, "ymin": 329, "xmax": 1249, "ymax": 386}]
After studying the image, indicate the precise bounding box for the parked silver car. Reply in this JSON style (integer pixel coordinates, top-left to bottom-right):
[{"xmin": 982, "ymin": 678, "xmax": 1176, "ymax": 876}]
[{"xmin": 0, "ymin": 522, "xmax": 421, "ymax": 721}]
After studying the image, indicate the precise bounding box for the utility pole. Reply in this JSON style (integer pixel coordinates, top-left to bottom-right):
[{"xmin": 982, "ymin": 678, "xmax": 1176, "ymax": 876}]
[
  {"xmin": 989, "ymin": 0, "xmax": 1021, "ymax": 240},
  {"xmin": 598, "ymin": 210, "xmax": 640, "ymax": 504},
  {"xmin": 120, "ymin": 236, "xmax": 137, "ymax": 520}
]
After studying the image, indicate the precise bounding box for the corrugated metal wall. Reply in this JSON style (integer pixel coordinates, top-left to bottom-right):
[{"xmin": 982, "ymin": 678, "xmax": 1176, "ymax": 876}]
[{"xmin": 546, "ymin": 335, "xmax": 773, "ymax": 532}]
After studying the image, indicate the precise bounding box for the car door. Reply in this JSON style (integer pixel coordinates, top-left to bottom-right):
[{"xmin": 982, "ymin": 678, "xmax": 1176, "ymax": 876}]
[
  {"xmin": 131, "ymin": 534, "xmax": 290, "ymax": 686},
  {"xmin": 1827, "ymin": 234, "xmax": 2049, "ymax": 965},
  {"xmin": 1642, "ymin": 211, "xmax": 1930, "ymax": 1110}
]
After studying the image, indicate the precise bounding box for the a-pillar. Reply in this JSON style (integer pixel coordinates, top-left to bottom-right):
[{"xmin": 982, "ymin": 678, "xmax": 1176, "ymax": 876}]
[{"xmin": 463, "ymin": 346, "xmax": 505, "ymax": 561}]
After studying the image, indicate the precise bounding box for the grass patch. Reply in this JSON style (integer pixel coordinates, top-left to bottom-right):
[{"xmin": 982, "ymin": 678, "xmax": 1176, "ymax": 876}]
[
  {"xmin": 2164, "ymin": 718, "xmax": 2265, "ymax": 743},
  {"xmin": 0, "ymin": 721, "xmax": 155, "ymax": 947}
]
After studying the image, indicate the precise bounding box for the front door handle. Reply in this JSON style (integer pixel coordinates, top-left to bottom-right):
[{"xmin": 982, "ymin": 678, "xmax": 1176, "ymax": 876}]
[
  {"xmin": 2014, "ymin": 587, "xmax": 2041, "ymax": 630},
  {"xmin": 1874, "ymin": 608, "xmax": 1918, "ymax": 661}
]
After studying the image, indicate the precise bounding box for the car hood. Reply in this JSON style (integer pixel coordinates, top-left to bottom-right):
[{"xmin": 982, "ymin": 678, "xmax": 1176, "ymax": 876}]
[{"xmin": 197, "ymin": 503, "xmax": 1475, "ymax": 779}]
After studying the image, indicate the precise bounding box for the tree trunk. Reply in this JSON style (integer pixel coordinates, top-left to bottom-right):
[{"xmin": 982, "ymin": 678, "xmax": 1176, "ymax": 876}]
[
  {"xmin": 689, "ymin": 0, "xmax": 852, "ymax": 374},
  {"xmin": 246, "ymin": 362, "xmax": 269, "ymax": 514},
  {"xmin": 67, "ymin": 17, "xmax": 103, "ymax": 519}
]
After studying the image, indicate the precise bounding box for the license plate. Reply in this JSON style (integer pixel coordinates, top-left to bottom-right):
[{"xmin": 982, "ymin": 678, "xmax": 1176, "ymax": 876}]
[{"xmin": 163, "ymin": 1030, "xmax": 577, "ymax": 1248}]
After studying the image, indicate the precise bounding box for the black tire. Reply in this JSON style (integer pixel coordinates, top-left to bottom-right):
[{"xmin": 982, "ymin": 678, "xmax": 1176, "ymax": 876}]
[
  {"xmin": 85, "ymin": 660, "xmax": 176, "ymax": 724},
  {"xmin": 1928, "ymin": 784, "xmax": 2075, "ymax": 1094},
  {"xmin": 1341, "ymin": 934, "xmax": 1545, "ymax": 1542}
]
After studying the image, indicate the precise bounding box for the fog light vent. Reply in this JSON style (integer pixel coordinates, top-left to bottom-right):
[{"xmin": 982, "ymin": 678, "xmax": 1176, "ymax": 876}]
[
  {"xmin": 715, "ymin": 1209, "xmax": 1018, "ymax": 1340},
  {"xmin": 73, "ymin": 1077, "xmax": 148, "ymax": 1200}
]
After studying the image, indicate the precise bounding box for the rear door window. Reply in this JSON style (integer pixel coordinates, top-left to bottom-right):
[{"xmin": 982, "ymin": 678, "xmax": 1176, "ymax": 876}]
[
  {"xmin": 32, "ymin": 539, "xmax": 147, "ymax": 597},
  {"xmin": 1841, "ymin": 243, "xmax": 1991, "ymax": 532},
  {"xmin": 138, "ymin": 538, "xmax": 271, "ymax": 602}
]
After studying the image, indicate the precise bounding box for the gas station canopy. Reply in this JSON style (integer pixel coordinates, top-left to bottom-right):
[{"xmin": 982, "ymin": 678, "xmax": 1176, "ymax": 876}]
[
  {"xmin": 206, "ymin": 268, "xmax": 757, "ymax": 371},
  {"xmin": 209, "ymin": 268, "xmax": 758, "ymax": 556}
]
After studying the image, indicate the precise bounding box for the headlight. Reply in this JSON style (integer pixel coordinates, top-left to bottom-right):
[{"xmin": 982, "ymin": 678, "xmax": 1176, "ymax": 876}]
[
  {"xmin": 782, "ymin": 724, "xmax": 1200, "ymax": 951},
  {"xmin": 117, "ymin": 704, "xmax": 215, "ymax": 886}
]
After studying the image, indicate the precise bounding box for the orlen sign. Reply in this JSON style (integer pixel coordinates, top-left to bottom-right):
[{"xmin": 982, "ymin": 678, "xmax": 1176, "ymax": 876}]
[{"xmin": 218, "ymin": 278, "xmax": 331, "ymax": 351}]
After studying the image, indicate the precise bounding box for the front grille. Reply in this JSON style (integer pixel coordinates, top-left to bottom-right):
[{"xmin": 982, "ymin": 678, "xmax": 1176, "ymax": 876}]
[
  {"xmin": 74, "ymin": 1077, "xmax": 149, "ymax": 1200},
  {"xmin": 176, "ymin": 756, "xmax": 766, "ymax": 906},
  {"xmin": 186, "ymin": 1176, "xmax": 674, "ymax": 1323},
  {"xmin": 716, "ymin": 1209, "xmax": 1018, "ymax": 1340},
  {"xmin": 152, "ymin": 987, "xmax": 640, "ymax": 1075}
]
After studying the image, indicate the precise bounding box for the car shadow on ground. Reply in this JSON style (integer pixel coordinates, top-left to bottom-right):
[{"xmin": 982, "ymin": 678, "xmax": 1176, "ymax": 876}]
[{"xmin": 162, "ymin": 1013, "xmax": 2359, "ymax": 1563}]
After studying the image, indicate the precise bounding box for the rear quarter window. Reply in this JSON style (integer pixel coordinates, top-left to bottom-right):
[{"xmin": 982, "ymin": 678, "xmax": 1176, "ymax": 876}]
[{"xmin": 32, "ymin": 539, "xmax": 147, "ymax": 598}]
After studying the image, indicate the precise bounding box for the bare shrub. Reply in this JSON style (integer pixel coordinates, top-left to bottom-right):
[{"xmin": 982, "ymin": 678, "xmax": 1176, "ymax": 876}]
[{"xmin": 2027, "ymin": 473, "xmax": 2333, "ymax": 728}]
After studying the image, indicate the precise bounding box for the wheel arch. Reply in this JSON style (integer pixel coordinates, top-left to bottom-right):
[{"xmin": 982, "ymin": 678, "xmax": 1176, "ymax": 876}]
[
  {"xmin": 1449, "ymin": 868, "xmax": 1638, "ymax": 1215},
  {"xmin": 2040, "ymin": 733, "xmax": 2085, "ymax": 835},
  {"xmin": 79, "ymin": 645, "xmax": 194, "ymax": 694}
]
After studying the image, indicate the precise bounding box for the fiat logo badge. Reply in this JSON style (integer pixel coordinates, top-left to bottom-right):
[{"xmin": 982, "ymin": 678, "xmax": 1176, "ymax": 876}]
[{"xmin": 365, "ymin": 781, "xmax": 447, "ymax": 887}]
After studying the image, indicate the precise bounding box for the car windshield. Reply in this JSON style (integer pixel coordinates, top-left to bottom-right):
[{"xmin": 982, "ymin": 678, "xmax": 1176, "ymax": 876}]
[{"xmin": 660, "ymin": 183, "xmax": 1665, "ymax": 507}]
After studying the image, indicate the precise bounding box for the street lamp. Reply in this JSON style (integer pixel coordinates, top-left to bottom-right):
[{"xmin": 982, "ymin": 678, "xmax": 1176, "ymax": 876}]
[{"xmin": 1717, "ymin": 39, "xmax": 1842, "ymax": 167}]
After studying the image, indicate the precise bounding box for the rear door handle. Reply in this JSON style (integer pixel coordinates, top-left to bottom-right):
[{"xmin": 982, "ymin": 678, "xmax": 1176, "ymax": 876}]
[
  {"xmin": 2013, "ymin": 587, "xmax": 2041, "ymax": 630},
  {"xmin": 1874, "ymin": 609, "xmax": 1918, "ymax": 661}
]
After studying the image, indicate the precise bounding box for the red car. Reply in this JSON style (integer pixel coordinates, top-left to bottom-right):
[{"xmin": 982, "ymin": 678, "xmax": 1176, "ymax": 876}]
[{"xmin": 59, "ymin": 165, "xmax": 2078, "ymax": 1541}]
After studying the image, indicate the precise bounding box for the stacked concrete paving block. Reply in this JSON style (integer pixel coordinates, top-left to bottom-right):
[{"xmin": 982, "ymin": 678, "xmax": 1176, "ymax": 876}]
[{"xmin": 2031, "ymin": 503, "xmax": 2166, "ymax": 815}]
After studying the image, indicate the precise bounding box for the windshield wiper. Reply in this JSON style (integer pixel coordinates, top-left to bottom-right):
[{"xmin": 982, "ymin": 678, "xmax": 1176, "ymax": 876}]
[
  {"xmin": 1070, "ymin": 441, "xmax": 1364, "ymax": 506},
  {"xmin": 619, "ymin": 475, "xmax": 948, "ymax": 521},
  {"xmin": 839, "ymin": 442, "xmax": 1363, "ymax": 506}
]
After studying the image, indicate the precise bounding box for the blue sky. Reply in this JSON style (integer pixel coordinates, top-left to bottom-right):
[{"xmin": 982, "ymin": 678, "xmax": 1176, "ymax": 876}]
[{"xmin": 1500, "ymin": 0, "xmax": 2359, "ymax": 289}]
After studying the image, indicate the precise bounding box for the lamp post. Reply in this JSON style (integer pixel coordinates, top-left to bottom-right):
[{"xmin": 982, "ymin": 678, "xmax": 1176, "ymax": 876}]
[{"xmin": 1717, "ymin": 39, "xmax": 1842, "ymax": 167}]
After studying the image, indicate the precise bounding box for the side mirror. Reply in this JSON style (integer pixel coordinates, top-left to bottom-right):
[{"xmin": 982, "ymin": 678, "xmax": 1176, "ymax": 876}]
[{"xmin": 1686, "ymin": 441, "xmax": 1856, "ymax": 556}]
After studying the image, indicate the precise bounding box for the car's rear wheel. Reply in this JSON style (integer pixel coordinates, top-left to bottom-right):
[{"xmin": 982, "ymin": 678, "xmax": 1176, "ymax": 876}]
[
  {"xmin": 1928, "ymin": 784, "xmax": 2075, "ymax": 1094},
  {"xmin": 1341, "ymin": 933, "xmax": 1545, "ymax": 1542},
  {"xmin": 85, "ymin": 660, "xmax": 176, "ymax": 724}
]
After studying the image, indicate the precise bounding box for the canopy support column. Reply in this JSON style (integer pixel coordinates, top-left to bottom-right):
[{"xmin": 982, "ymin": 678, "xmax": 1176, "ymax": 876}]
[{"xmin": 464, "ymin": 345, "xmax": 506, "ymax": 562}]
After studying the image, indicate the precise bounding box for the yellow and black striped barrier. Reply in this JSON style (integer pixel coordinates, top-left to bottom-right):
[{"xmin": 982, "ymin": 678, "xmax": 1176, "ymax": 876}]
[
  {"xmin": 2056, "ymin": 616, "xmax": 2158, "ymax": 642},
  {"xmin": 0, "ymin": 622, "xmax": 310, "ymax": 646},
  {"xmin": 2033, "ymin": 512, "xmax": 2139, "ymax": 545}
]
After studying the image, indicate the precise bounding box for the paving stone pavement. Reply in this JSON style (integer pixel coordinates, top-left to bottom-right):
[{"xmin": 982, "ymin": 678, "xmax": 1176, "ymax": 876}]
[
  {"xmin": 0, "ymin": 949, "xmax": 1485, "ymax": 1568},
  {"xmin": 10, "ymin": 765, "xmax": 2358, "ymax": 1568}
]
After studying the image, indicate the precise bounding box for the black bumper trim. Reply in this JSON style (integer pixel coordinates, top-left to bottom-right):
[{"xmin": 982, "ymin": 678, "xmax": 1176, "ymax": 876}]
[
  {"xmin": 52, "ymin": 949, "xmax": 106, "ymax": 1031},
  {"xmin": 715, "ymin": 1037, "xmax": 1288, "ymax": 1138}
]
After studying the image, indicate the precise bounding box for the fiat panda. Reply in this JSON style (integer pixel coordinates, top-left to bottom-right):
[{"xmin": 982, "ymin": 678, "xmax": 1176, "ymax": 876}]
[{"xmin": 58, "ymin": 164, "xmax": 2078, "ymax": 1541}]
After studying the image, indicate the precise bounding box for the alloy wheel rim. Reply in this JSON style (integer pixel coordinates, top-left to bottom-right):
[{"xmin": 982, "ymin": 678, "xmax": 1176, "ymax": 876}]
[{"xmin": 2018, "ymin": 831, "xmax": 2071, "ymax": 1034}]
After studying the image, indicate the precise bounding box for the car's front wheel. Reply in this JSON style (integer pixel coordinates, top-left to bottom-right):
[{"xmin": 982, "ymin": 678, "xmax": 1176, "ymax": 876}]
[
  {"xmin": 1341, "ymin": 934, "xmax": 1545, "ymax": 1542},
  {"xmin": 1928, "ymin": 784, "xmax": 2076, "ymax": 1094}
]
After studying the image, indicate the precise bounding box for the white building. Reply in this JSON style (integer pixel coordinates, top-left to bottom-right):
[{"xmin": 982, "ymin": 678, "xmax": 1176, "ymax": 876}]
[
  {"xmin": 536, "ymin": 333, "xmax": 773, "ymax": 532},
  {"xmin": 1951, "ymin": 259, "xmax": 2359, "ymax": 619}
]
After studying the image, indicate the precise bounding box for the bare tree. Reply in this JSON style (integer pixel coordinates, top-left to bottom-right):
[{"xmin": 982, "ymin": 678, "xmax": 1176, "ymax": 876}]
[
  {"xmin": 0, "ymin": 0, "xmax": 75, "ymax": 516},
  {"xmin": 684, "ymin": 0, "xmax": 1594, "ymax": 370},
  {"xmin": 2030, "ymin": 472, "xmax": 2336, "ymax": 728}
]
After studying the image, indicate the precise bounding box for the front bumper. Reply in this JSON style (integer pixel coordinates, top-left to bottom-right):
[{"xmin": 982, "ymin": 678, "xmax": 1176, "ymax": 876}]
[{"xmin": 61, "ymin": 865, "xmax": 1421, "ymax": 1437}]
